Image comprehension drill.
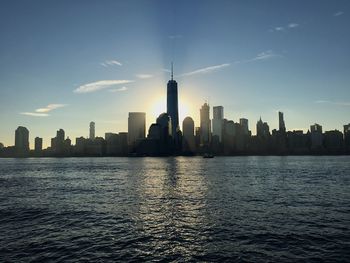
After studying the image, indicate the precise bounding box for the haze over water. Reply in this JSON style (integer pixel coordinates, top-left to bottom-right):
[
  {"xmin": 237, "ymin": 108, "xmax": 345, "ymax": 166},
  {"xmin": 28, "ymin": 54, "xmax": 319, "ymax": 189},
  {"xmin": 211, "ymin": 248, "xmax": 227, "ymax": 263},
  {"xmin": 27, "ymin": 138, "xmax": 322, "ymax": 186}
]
[{"xmin": 1, "ymin": 156, "xmax": 349, "ymax": 262}]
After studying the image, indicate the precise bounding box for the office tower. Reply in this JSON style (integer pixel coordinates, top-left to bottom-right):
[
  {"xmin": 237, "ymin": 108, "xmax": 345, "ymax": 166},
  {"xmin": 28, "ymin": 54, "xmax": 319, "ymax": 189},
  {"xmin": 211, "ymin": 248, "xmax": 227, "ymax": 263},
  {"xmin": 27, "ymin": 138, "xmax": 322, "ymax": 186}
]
[
  {"xmin": 212, "ymin": 106, "xmax": 224, "ymax": 142},
  {"xmin": 279, "ymin": 111, "xmax": 286, "ymax": 133},
  {"xmin": 34, "ymin": 137, "xmax": 43, "ymax": 152},
  {"xmin": 310, "ymin": 123, "xmax": 323, "ymax": 150},
  {"xmin": 56, "ymin": 129, "xmax": 65, "ymax": 143},
  {"xmin": 167, "ymin": 63, "xmax": 180, "ymax": 148},
  {"xmin": 182, "ymin": 116, "xmax": 195, "ymax": 152},
  {"xmin": 239, "ymin": 118, "xmax": 249, "ymax": 135},
  {"xmin": 89, "ymin": 121, "xmax": 95, "ymax": 140},
  {"xmin": 15, "ymin": 126, "xmax": 29, "ymax": 154},
  {"xmin": 128, "ymin": 112, "xmax": 146, "ymax": 148},
  {"xmin": 51, "ymin": 129, "xmax": 65, "ymax": 154},
  {"xmin": 200, "ymin": 102, "xmax": 211, "ymax": 145},
  {"xmin": 256, "ymin": 117, "xmax": 270, "ymax": 137}
]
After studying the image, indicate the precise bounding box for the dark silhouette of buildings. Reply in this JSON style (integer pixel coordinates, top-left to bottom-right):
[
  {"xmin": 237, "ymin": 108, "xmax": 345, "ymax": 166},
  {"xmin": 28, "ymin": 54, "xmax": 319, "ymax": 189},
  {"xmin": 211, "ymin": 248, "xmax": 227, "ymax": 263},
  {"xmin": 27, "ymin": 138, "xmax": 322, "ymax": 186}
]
[
  {"xmin": 15, "ymin": 126, "xmax": 29, "ymax": 156},
  {"xmin": 34, "ymin": 137, "xmax": 43, "ymax": 152},
  {"xmin": 89, "ymin": 121, "xmax": 95, "ymax": 140},
  {"xmin": 256, "ymin": 117, "xmax": 270, "ymax": 138},
  {"xmin": 167, "ymin": 63, "xmax": 181, "ymax": 151},
  {"xmin": 212, "ymin": 106, "xmax": 224, "ymax": 143},
  {"xmin": 182, "ymin": 116, "xmax": 195, "ymax": 154},
  {"xmin": 1, "ymin": 77, "xmax": 350, "ymax": 157},
  {"xmin": 310, "ymin": 123, "xmax": 323, "ymax": 152},
  {"xmin": 200, "ymin": 102, "xmax": 211, "ymax": 147},
  {"xmin": 279, "ymin": 111, "xmax": 286, "ymax": 133},
  {"xmin": 50, "ymin": 129, "xmax": 71, "ymax": 156},
  {"xmin": 128, "ymin": 112, "xmax": 146, "ymax": 152}
]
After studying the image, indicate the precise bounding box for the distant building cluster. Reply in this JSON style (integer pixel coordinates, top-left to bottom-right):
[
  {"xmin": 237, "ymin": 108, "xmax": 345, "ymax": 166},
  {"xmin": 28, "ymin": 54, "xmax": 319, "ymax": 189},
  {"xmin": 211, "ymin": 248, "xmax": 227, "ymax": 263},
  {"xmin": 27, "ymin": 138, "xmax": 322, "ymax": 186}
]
[{"xmin": 1, "ymin": 69, "xmax": 350, "ymax": 157}]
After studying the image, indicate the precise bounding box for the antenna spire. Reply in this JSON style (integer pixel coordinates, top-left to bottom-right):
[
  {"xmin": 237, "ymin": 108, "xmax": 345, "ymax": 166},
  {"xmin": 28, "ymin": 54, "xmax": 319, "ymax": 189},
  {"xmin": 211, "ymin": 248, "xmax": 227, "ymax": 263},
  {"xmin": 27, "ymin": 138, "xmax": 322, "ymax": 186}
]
[{"xmin": 171, "ymin": 62, "xmax": 173, "ymax": 80}]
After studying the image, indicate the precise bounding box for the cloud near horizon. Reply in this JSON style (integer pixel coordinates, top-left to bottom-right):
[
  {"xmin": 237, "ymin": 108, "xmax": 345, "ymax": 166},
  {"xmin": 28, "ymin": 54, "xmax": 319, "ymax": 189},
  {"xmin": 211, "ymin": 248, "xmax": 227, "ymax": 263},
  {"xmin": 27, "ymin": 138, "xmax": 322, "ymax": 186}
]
[
  {"xmin": 20, "ymin": 104, "xmax": 67, "ymax": 117},
  {"xmin": 36, "ymin": 104, "xmax": 66, "ymax": 113},
  {"xmin": 181, "ymin": 63, "xmax": 230, "ymax": 77},
  {"xmin": 315, "ymin": 100, "xmax": 350, "ymax": 106},
  {"xmin": 20, "ymin": 112, "xmax": 50, "ymax": 117},
  {"xmin": 74, "ymin": 80, "xmax": 134, "ymax": 93}
]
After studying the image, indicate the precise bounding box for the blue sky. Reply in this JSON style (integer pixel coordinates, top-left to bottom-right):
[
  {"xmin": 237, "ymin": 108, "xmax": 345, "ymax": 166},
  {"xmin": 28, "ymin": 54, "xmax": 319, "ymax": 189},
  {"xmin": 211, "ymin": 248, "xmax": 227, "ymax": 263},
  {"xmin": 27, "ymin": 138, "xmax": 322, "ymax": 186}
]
[{"xmin": 0, "ymin": 0, "xmax": 349, "ymax": 147}]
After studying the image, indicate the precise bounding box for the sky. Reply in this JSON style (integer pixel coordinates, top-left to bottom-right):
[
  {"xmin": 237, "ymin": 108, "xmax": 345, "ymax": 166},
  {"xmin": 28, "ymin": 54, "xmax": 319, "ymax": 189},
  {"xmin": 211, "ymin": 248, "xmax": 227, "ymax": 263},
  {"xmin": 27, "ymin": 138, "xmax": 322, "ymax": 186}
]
[{"xmin": 0, "ymin": 0, "xmax": 349, "ymax": 148}]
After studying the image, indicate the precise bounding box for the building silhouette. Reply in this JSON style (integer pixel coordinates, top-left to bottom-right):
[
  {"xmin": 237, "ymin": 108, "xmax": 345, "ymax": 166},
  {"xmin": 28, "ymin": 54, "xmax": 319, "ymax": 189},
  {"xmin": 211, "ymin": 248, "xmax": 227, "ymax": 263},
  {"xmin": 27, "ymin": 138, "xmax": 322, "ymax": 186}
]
[
  {"xmin": 256, "ymin": 117, "xmax": 270, "ymax": 138},
  {"xmin": 128, "ymin": 112, "xmax": 146, "ymax": 151},
  {"xmin": 239, "ymin": 118, "xmax": 249, "ymax": 135},
  {"xmin": 182, "ymin": 116, "xmax": 195, "ymax": 153},
  {"xmin": 51, "ymin": 129, "xmax": 71, "ymax": 155},
  {"xmin": 89, "ymin": 121, "xmax": 95, "ymax": 140},
  {"xmin": 344, "ymin": 124, "xmax": 350, "ymax": 151},
  {"xmin": 34, "ymin": 137, "xmax": 43, "ymax": 152},
  {"xmin": 167, "ymin": 63, "xmax": 181, "ymax": 150},
  {"xmin": 137, "ymin": 113, "xmax": 173, "ymax": 155},
  {"xmin": 200, "ymin": 102, "xmax": 211, "ymax": 146},
  {"xmin": 279, "ymin": 111, "xmax": 286, "ymax": 133},
  {"xmin": 15, "ymin": 126, "xmax": 29, "ymax": 155},
  {"xmin": 310, "ymin": 123, "xmax": 323, "ymax": 151},
  {"xmin": 212, "ymin": 106, "xmax": 224, "ymax": 142}
]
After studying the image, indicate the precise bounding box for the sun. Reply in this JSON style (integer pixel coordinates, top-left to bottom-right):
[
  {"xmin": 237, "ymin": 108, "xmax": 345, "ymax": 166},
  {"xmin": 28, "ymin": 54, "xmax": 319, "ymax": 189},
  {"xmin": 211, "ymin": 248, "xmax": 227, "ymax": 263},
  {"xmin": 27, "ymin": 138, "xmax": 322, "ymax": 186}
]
[{"xmin": 149, "ymin": 96, "xmax": 190, "ymax": 125}]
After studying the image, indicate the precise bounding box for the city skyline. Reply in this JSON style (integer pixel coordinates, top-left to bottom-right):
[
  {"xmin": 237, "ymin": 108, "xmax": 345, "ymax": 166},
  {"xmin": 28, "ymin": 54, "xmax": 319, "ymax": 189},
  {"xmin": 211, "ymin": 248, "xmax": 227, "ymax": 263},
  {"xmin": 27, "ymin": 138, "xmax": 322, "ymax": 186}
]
[{"xmin": 1, "ymin": 0, "xmax": 350, "ymax": 147}]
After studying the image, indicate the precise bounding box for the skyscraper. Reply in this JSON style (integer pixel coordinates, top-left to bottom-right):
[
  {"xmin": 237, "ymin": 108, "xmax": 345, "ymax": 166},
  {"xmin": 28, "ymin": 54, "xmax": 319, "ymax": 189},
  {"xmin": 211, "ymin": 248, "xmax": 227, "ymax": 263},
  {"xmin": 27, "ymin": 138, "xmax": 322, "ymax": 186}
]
[
  {"xmin": 279, "ymin": 111, "xmax": 286, "ymax": 133},
  {"xmin": 15, "ymin": 126, "xmax": 29, "ymax": 154},
  {"xmin": 34, "ymin": 137, "xmax": 43, "ymax": 152},
  {"xmin": 212, "ymin": 106, "xmax": 224, "ymax": 142},
  {"xmin": 89, "ymin": 121, "xmax": 95, "ymax": 140},
  {"xmin": 167, "ymin": 63, "xmax": 180, "ymax": 148},
  {"xmin": 200, "ymin": 102, "xmax": 211, "ymax": 145},
  {"xmin": 128, "ymin": 112, "xmax": 146, "ymax": 149},
  {"xmin": 182, "ymin": 116, "xmax": 195, "ymax": 152},
  {"xmin": 239, "ymin": 118, "xmax": 249, "ymax": 135},
  {"xmin": 256, "ymin": 117, "xmax": 270, "ymax": 137},
  {"xmin": 310, "ymin": 123, "xmax": 323, "ymax": 150}
]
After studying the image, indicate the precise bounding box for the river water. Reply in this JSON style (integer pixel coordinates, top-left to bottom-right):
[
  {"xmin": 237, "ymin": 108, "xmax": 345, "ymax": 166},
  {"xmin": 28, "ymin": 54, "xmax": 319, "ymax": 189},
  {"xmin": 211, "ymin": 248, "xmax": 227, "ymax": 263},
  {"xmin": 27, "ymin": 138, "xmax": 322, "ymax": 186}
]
[{"xmin": 0, "ymin": 156, "xmax": 349, "ymax": 262}]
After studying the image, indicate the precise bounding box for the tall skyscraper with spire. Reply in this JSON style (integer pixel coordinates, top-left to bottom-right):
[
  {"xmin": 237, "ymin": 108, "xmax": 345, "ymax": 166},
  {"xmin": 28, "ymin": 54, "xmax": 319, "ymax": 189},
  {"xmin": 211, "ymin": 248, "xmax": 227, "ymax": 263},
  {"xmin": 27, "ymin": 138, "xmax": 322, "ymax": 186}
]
[{"xmin": 167, "ymin": 63, "xmax": 180, "ymax": 149}]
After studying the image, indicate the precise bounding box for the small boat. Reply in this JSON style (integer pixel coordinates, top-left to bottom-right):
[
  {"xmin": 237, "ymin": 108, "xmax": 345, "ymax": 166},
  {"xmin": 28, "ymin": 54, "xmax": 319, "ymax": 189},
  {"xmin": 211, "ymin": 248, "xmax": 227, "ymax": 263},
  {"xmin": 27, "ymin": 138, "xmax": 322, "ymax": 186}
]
[{"xmin": 203, "ymin": 153, "xmax": 214, "ymax": 158}]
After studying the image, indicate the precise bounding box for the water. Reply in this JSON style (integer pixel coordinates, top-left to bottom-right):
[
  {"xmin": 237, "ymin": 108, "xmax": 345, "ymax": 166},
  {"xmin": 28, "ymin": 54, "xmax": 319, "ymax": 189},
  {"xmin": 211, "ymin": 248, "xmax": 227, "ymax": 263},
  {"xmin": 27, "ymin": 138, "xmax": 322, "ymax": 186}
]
[{"xmin": 0, "ymin": 156, "xmax": 349, "ymax": 262}]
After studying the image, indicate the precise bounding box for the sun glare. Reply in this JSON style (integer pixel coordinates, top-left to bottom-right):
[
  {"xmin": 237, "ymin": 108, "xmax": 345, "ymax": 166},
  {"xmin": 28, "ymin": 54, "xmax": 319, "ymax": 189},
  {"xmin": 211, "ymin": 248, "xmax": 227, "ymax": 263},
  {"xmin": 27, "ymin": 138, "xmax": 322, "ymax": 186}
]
[{"xmin": 149, "ymin": 96, "xmax": 191, "ymax": 126}]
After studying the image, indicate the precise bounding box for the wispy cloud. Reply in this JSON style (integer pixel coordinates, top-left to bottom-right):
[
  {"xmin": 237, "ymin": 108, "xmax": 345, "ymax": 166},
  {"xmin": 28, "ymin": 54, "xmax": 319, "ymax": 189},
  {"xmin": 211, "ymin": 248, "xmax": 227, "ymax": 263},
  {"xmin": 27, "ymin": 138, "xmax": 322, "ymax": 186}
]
[
  {"xmin": 20, "ymin": 104, "xmax": 67, "ymax": 117},
  {"xmin": 288, "ymin": 23, "xmax": 299, "ymax": 28},
  {"xmin": 181, "ymin": 63, "xmax": 230, "ymax": 77},
  {"xmin": 135, "ymin": 74, "xmax": 153, "ymax": 79},
  {"xmin": 100, "ymin": 60, "xmax": 122, "ymax": 67},
  {"xmin": 252, "ymin": 50, "xmax": 281, "ymax": 61},
  {"xmin": 334, "ymin": 11, "xmax": 344, "ymax": 17},
  {"xmin": 35, "ymin": 104, "xmax": 66, "ymax": 113},
  {"xmin": 315, "ymin": 100, "xmax": 350, "ymax": 106},
  {"xmin": 20, "ymin": 112, "xmax": 49, "ymax": 117},
  {"xmin": 74, "ymin": 80, "xmax": 134, "ymax": 93},
  {"xmin": 237, "ymin": 50, "xmax": 282, "ymax": 63},
  {"xmin": 108, "ymin": 86, "xmax": 128, "ymax": 92},
  {"xmin": 270, "ymin": 22, "xmax": 299, "ymax": 32},
  {"xmin": 168, "ymin": 35, "xmax": 183, "ymax": 39}
]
